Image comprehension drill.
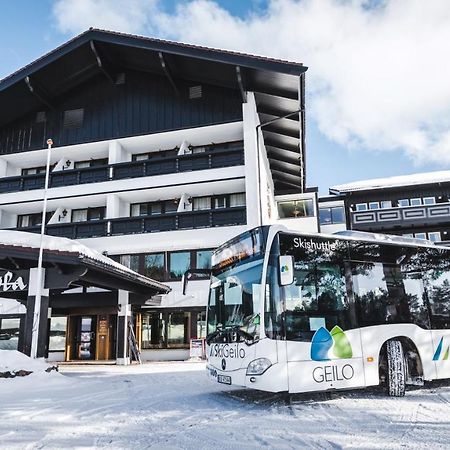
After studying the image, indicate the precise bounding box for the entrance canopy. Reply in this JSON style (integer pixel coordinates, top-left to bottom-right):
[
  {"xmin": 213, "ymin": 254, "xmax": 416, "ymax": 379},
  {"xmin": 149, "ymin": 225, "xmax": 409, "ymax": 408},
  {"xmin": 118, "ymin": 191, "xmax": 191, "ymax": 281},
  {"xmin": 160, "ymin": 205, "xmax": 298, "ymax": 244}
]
[{"xmin": 0, "ymin": 230, "xmax": 170, "ymax": 301}]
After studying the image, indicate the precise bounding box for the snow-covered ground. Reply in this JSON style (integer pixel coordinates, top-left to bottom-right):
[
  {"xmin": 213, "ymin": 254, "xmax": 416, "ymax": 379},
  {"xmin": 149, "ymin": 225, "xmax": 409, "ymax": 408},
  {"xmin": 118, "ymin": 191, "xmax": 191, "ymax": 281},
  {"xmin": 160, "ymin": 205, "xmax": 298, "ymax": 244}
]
[{"xmin": 0, "ymin": 361, "xmax": 449, "ymax": 449}]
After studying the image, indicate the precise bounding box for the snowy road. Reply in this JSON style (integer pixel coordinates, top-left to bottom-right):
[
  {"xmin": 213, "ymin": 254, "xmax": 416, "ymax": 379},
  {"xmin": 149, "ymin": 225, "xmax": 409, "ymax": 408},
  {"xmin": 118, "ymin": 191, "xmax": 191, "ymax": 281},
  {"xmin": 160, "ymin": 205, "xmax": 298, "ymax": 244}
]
[{"xmin": 0, "ymin": 361, "xmax": 449, "ymax": 449}]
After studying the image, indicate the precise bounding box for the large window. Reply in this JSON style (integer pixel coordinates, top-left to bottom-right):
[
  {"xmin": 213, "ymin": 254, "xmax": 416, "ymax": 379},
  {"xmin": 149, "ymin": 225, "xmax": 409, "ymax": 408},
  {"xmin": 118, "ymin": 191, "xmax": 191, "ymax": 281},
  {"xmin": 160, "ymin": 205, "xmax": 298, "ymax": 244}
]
[
  {"xmin": 319, "ymin": 206, "xmax": 345, "ymax": 225},
  {"xmin": 72, "ymin": 207, "xmax": 105, "ymax": 222},
  {"xmin": 120, "ymin": 254, "xmax": 140, "ymax": 272},
  {"xmin": 278, "ymin": 199, "xmax": 314, "ymax": 219},
  {"xmin": 48, "ymin": 317, "xmax": 67, "ymax": 352},
  {"xmin": 144, "ymin": 253, "xmax": 165, "ymax": 280},
  {"xmin": 170, "ymin": 252, "xmax": 191, "ymax": 279},
  {"xmin": 0, "ymin": 317, "xmax": 21, "ymax": 350},
  {"xmin": 17, "ymin": 211, "xmax": 53, "ymax": 228},
  {"xmin": 141, "ymin": 312, "xmax": 193, "ymax": 349}
]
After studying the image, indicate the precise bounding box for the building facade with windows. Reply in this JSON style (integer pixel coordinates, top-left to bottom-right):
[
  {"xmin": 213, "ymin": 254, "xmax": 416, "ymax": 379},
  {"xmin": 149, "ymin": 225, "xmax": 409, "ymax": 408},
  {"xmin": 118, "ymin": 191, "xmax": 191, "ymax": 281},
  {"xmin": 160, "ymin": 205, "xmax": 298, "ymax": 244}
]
[
  {"xmin": 329, "ymin": 171, "xmax": 450, "ymax": 244},
  {"xmin": 0, "ymin": 29, "xmax": 314, "ymax": 361}
]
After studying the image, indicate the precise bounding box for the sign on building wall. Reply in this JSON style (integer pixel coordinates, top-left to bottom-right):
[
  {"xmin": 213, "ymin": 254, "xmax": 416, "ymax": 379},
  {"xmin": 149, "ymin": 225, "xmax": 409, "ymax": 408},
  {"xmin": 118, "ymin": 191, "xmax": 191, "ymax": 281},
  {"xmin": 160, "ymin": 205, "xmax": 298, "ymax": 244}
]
[{"xmin": 0, "ymin": 271, "xmax": 29, "ymax": 292}]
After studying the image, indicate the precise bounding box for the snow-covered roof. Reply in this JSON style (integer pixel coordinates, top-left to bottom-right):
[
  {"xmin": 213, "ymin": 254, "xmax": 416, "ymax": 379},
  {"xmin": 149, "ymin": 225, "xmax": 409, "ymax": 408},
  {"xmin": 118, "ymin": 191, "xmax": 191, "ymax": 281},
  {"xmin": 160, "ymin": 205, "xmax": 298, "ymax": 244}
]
[
  {"xmin": 330, "ymin": 170, "xmax": 450, "ymax": 194},
  {"xmin": 0, "ymin": 230, "xmax": 170, "ymax": 293}
]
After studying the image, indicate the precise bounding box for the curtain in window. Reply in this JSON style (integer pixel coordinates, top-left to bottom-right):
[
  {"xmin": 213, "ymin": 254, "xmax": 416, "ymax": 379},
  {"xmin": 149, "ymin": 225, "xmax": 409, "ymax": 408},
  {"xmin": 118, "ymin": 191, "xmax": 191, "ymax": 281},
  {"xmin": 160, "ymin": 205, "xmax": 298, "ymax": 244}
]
[
  {"xmin": 193, "ymin": 197, "xmax": 211, "ymax": 211},
  {"xmin": 230, "ymin": 193, "xmax": 246, "ymax": 207}
]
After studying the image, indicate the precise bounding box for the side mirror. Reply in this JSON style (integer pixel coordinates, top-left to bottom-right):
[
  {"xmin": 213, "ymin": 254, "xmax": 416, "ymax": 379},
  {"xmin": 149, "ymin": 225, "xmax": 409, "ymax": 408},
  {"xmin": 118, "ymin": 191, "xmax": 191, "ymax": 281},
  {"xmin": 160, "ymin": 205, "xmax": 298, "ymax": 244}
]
[
  {"xmin": 278, "ymin": 255, "xmax": 294, "ymax": 286},
  {"xmin": 182, "ymin": 269, "xmax": 212, "ymax": 295}
]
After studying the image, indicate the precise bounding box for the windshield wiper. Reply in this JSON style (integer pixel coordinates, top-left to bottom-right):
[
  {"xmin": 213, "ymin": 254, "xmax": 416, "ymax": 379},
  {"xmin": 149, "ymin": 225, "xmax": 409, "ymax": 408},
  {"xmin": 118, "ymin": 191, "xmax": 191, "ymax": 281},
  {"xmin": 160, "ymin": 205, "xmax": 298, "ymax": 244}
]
[{"xmin": 206, "ymin": 325, "xmax": 258, "ymax": 346}]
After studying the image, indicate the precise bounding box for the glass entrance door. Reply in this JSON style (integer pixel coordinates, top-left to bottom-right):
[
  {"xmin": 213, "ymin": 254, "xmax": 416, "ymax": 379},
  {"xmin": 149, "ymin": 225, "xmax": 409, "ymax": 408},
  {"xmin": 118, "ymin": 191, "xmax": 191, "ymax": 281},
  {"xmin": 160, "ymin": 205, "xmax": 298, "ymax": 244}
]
[{"xmin": 76, "ymin": 316, "xmax": 97, "ymax": 360}]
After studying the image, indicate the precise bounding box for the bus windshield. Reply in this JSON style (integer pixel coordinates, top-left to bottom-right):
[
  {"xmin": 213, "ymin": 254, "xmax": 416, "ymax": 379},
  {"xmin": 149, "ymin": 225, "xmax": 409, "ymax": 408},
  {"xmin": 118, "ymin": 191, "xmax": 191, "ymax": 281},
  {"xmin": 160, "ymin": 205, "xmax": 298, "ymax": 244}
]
[{"xmin": 207, "ymin": 258, "xmax": 263, "ymax": 342}]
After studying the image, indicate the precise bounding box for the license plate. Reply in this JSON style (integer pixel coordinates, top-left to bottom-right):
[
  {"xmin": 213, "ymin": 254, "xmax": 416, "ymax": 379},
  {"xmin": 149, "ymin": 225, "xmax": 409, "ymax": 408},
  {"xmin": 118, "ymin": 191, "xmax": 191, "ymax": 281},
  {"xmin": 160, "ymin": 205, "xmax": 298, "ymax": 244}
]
[{"xmin": 217, "ymin": 374, "xmax": 231, "ymax": 385}]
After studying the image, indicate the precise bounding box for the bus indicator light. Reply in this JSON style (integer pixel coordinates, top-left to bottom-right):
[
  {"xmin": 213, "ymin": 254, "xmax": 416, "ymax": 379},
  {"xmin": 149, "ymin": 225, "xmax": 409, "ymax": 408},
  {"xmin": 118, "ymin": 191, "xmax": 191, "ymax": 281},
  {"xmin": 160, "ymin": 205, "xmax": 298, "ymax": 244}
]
[{"xmin": 367, "ymin": 357, "xmax": 374, "ymax": 363}]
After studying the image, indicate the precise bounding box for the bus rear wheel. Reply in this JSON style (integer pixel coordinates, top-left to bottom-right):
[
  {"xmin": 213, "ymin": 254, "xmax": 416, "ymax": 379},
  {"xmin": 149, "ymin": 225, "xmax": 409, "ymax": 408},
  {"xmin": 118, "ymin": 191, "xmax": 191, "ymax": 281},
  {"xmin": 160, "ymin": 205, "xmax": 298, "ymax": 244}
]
[{"xmin": 386, "ymin": 340, "xmax": 406, "ymax": 397}]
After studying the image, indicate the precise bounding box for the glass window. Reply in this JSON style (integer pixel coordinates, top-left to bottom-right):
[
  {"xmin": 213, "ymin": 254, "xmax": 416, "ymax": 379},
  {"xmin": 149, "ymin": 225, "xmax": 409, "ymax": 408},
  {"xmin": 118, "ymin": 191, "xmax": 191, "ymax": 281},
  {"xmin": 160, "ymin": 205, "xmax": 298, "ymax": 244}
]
[
  {"xmin": 193, "ymin": 197, "xmax": 211, "ymax": 211},
  {"xmin": 49, "ymin": 317, "xmax": 67, "ymax": 352},
  {"xmin": 74, "ymin": 161, "xmax": 90, "ymax": 169},
  {"xmin": 120, "ymin": 254, "xmax": 140, "ymax": 272},
  {"xmin": 403, "ymin": 233, "xmax": 414, "ymax": 238},
  {"xmin": 197, "ymin": 311, "xmax": 206, "ymax": 339},
  {"xmin": 319, "ymin": 208, "xmax": 332, "ymax": 225},
  {"xmin": 196, "ymin": 250, "xmax": 212, "ymax": 269},
  {"xmin": 141, "ymin": 313, "xmax": 166, "ymax": 349},
  {"xmin": 89, "ymin": 207, "xmax": 105, "ymax": 221},
  {"xmin": 131, "ymin": 204, "xmax": 141, "ymax": 217},
  {"xmin": 0, "ymin": 318, "xmax": 21, "ymax": 350},
  {"xmin": 398, "ymin": 199, "xmax": 409, "ymax": 207},
  {"xmin": 167, "ymin": 312, "xmax": 190, "ymax": 347},
  {"xmin": 169, "ymin": 252, "xmax": 191, "ymax": 278},
  {"xmin": 72, "ymin": 209, "xmax": 88, "ymax": 222},
  {"xmin": 369, "ymin": 202, "xmax": 379, "ymax": 210},
  {"xmin": 410, "ymin": 198, "xmax": 422, "ymax": 206},
  {"xmin": 144, "ymin": 253, "xmax": 165, "ymax": 280},
  {"xmin": 331, "ymin": 207, "xmax": 345, "ymax": 224},
  {"xmin": 214, "ymin": 196, "xmax": 227, "ymax": 209},
  {"xmin": 356, "ymin": 203, "xmax": 368, "ymax": 211},
  {"xmin": 426, "ymin": 260, "xmax": 450, "ymax": 329},
  {"xmin": 150, "ymin": 202, "xmax": 162, "ymax": 215},
  {"xmin": 414, "ymin": 233, "xmax": 427, "ymax": 240},
  {"xmin": 423, "ymin": 197, "xmax": 436, "ymax": 205},
  {"xmin": 380, "ymin": 201, "xmax": 392, "ymax": 209},
  {"xmin": 133, "ymin": 153, "xmax": 149, "ymax": 161},
  {"xmin": 230, "ymin": 193, "xmax": 246, "ymax": 207},
  {"xmin": 164, "ymin": 200, "xmax": 179, "ymax": 213},
  {"xmin": 428, "ymin": 231, "xmax": 441, "ymax": 242},
  {"xmin": 278, "ymin": 199, "xmax": 314, "ymax": 219}
]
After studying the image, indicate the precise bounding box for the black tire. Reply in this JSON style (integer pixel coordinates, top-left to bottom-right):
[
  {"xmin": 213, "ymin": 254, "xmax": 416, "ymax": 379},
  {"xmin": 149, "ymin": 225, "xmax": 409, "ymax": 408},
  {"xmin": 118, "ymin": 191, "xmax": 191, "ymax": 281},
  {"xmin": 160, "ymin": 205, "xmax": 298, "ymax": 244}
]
[{"xmin": 386, "ymin": 340, "xmax": 406, "ymax": 397}]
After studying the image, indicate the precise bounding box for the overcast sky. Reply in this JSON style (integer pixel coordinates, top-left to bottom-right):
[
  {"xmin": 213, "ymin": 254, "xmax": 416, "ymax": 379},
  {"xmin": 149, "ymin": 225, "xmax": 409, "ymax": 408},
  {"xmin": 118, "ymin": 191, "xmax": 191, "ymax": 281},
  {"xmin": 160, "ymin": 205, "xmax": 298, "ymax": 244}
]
[{"xmin": 2, "ymin": 0, "xmax": 450, "ymax": 194}]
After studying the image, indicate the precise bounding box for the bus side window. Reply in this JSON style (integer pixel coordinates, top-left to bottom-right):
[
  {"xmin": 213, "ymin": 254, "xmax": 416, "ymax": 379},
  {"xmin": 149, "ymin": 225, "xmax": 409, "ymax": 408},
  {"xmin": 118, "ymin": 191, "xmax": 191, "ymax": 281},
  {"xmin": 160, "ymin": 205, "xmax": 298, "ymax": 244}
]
[{"xmin": 426, "ymin": 270, "xmax": 450, "ymax": 329}]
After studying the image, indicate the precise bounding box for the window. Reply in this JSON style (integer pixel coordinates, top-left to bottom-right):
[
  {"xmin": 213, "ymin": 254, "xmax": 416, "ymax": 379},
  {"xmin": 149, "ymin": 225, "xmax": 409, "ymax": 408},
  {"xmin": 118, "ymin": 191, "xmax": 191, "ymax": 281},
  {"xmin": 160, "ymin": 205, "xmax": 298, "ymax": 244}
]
[
  {"xmin": 230, "ymin": 193, "xmax": 246, "ymax": 207},
  {"xmin": 410, "ymin": 198, "xmax": 422, "ymax": 206},
  {"xmin": 426, "ymin": 257, "xmax": 450, "ymax": 329},
  {"xmin": 398, "ymin": 199, "xmax": 410, "ymax": 207},
  {"xmin": 63, "ymin": 108, "xmax": 84, "ymax": 129},
  {"xmin": 193, "ymin": 197, "xmax": 211, "ymax": 211},
  {"xmin": 0, "ymin": 317, "xmax": 21, "ymax": 350},
  {"xmin": 17, "ymin": 212, "xmax": 53, "ymax": 228},
  {"xmin": 21, "ymin": 166, "xmax": 47, "ymax": 176},
  {"xmin": 319, "ymin": 207, "xmax": 345, "ymax": 225},
  {"xmin": 131, "ymin": 202, "xmax": 162, "ymax": 217},
  {"xmin": 414, "ymin": 233, "xmax": 427, "ymax": 240},
  {"xmin": 74, "ymin": 159, "xmax": 108, "ymax": 169},
  {"xmin": 141, "ymin": 312, "xmax": 192, "ymax": 349},
  {"xmin": 134, "ymin": 154, "xmax": 149, "ymax": 161},
  {"xmin": 197, "ymin": 311, "xmax": 207, "ymax": 339},
  {"xmin": 423, "ymin": 197, "xmax": 436, "ymax": 205},
  {"xmin": 48, "ymin": 317, "xmax": 67, "ymax": 352},
  {"xmin": 72, "ymin": 207, "xmax": 105, "ymax": 222},
  {"xmin": 380, "ymin": 201, "xmax": 392, "ymax": 209},
  {"xmin": 428, "ymin": 231, "xmax": 441, "ymax": 242},
  {"xmin": 167, "ymin": 312, "xmax": 189, "ymax": 347},
  {"xmin": 144, "ymin": 253, "xmax": 165, "ymax": 280},
  {"xmin": 120, "ymin": 255, "xmax": 140, "ymax": 272},
  {"xmin": 196, "ymin": 250, "xmax": 212, "ymax": 269},
  {"xmin": 214, "ymin": 195, "xmax": 227, "ymax": 209},
  {"xmin": 169, "ymin": 252, "xmax": 191, "ymax": 278},
  {"xmin": 189, "ymin": 85, "xmax": 202, "ymax": 99},
  {"xmin": 369, "ymin": 202, "xmax": 379, "ymax": 210},
  {"xmin": 355, "ymin": 203, "xmax": 368, "ymax": 211},
  {"xmin": 278, "ymin": 199, "xmax": 314, "ymax": 219},
  {"xmin": 319, "ymin": 208, "xmax": 332, "ymax": 225},
  {"xmin": 164, "ymin": 200, "xmax": 179, "ymax": 214}
]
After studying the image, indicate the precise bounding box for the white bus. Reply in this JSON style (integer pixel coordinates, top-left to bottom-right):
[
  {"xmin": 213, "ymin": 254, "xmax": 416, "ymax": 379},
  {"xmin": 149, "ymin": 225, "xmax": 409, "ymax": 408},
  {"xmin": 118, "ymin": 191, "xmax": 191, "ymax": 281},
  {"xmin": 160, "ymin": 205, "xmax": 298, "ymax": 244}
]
[{"xmin": 204, "ymin": 226, "xmax": 450, "ymax": 396}]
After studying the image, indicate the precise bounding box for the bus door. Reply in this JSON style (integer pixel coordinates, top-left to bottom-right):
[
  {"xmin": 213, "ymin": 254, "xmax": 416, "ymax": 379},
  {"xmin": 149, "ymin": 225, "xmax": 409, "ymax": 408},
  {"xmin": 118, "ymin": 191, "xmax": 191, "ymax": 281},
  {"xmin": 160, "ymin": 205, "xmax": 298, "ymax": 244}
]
[{"xmin": 283, "ymin": 260, "xmax": 365, "ymax": 393}]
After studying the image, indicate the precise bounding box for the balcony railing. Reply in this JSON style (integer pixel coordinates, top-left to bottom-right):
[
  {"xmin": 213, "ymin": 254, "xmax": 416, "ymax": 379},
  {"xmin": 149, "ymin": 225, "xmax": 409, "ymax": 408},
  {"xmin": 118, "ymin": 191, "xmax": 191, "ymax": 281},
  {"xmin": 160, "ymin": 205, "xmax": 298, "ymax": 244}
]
[
  {"xmin": 17, "ymin": 207, "xmax": 246, "ymax": 239},
  {"xmin": 351, "ymin": 202, "xmax": 450, "ymax": 230},
  {"xmin": 0, "ymin": 147, "xmax": 244, "ymax": 194}
]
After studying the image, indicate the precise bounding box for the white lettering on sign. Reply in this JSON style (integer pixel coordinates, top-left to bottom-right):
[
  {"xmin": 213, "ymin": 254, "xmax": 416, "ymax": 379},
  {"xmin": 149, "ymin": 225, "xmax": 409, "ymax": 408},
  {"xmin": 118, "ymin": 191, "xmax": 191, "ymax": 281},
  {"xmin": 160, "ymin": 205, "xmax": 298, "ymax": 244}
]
[
  {"xmin": 0, "ymin": 271, "xmax": 27, "ymax": 292},
  {"xmin": 293, "ymin": 238, "xmax": 337, "ymax": 252}
]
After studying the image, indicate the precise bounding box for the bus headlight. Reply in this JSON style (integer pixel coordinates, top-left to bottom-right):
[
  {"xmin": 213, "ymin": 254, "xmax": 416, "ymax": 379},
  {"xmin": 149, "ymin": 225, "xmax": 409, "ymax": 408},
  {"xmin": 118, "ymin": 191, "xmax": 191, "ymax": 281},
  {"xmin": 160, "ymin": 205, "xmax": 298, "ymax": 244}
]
[{"xmin": 246, "ymin": 358, "xmax": 272, "ymax": 376}]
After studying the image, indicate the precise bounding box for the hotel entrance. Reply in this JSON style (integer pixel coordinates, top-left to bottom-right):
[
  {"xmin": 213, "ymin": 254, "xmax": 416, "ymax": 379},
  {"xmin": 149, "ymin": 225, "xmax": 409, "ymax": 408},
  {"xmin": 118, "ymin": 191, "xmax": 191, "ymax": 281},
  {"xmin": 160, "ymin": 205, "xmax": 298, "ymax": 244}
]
[{"xmin": 66, "ymin": 314, "xmax": 117, "ymax": 361}]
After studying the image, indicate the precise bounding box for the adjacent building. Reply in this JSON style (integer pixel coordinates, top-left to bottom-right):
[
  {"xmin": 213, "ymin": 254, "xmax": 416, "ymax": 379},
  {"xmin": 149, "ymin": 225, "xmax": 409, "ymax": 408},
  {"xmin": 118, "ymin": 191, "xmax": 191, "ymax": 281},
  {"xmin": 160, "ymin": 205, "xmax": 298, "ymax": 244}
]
[
  {"xmin": 0, "ymin": 29, "xmax": 318, "ymax": 361},
  {"xmin": 329, "ymin": 171, "xmax": 450, "ymax": 244}
]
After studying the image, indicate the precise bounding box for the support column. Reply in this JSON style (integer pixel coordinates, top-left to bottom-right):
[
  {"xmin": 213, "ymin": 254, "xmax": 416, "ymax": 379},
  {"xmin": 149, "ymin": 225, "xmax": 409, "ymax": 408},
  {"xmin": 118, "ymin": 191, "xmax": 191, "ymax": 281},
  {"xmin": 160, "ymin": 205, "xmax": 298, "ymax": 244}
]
[
  {"xmin": 23, "ymin": 268, "xmax": 49, "ymax": 358},
  {"xmin": 116, "ymin": 290, "xmax": 131, "ymax": 365}
]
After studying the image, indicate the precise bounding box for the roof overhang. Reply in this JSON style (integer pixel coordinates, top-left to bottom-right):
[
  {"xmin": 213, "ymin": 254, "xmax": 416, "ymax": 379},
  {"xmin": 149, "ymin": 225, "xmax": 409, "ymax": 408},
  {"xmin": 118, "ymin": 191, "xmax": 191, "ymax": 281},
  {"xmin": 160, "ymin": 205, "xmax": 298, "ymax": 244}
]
[{"xmin": 0, "ymin": 29, "xmax": 307, "ymax": 194}]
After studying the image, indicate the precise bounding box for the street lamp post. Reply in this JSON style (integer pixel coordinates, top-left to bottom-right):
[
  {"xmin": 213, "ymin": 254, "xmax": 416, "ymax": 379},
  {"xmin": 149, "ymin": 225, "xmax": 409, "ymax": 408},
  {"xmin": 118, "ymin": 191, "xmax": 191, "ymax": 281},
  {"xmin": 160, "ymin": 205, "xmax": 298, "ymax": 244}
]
[{"xmin": 30, "ymin": 138, "xmax": 52, "ymax": 359}]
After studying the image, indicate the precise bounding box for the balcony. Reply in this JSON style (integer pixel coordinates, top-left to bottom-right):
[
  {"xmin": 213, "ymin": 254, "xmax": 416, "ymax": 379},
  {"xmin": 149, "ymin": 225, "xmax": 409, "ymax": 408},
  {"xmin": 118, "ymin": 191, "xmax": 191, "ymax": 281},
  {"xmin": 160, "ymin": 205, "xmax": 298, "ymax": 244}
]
[
  {"xmin": 17, "ymin": 207, "xmax": 246, "ymax": 239},
  {"xmin": 351, "ymin": 202, "xmax": 450, "ymax": 231},
  {"xmin": 0, "ymin": 147, "xmax": 244, "ymax": 194}
]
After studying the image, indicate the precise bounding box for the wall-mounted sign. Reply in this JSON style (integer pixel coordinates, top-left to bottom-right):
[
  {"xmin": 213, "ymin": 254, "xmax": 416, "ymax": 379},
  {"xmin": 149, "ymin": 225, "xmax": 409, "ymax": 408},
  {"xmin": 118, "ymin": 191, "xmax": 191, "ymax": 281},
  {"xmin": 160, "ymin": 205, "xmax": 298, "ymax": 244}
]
[{"xmin": 0, "ymin": 271, "xmax": 28, "ymax": 292}]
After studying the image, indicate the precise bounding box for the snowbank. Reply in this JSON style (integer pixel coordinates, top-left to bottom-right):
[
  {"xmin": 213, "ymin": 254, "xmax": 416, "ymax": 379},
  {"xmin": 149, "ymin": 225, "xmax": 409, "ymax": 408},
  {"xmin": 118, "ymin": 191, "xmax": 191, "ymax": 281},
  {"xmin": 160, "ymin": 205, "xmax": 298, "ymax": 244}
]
[{"xmin": 0, "ymin": 350, "xmax": 56, "ymax": 377}]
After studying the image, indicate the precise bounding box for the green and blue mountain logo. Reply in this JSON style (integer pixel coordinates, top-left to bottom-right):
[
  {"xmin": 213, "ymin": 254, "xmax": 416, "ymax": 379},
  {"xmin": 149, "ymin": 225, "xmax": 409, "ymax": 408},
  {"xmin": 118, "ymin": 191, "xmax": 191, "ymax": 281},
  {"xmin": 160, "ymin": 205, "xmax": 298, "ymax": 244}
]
[
  {"xmin": 311, "ymin": 326, "xmax": 353, "ymax": 361},
  {"xmin": 432, "ymin": 337, "xmax": 449, "ymax": 361}
]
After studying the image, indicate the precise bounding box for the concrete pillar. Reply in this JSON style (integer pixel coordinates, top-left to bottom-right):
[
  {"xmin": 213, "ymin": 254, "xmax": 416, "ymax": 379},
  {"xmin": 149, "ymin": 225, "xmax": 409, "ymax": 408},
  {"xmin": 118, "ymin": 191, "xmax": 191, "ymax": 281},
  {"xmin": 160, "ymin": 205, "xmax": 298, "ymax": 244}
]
[
  {"xmin": 109, "ymin": 141, "xmax": 130, "ymax": 164},
  {"xmin": 116, "ymin": 290, "xmax": 131, "ymax": 365},
  {"xmin": 23, "ymin": 268, "xmax": 49, "ymax": 358}
]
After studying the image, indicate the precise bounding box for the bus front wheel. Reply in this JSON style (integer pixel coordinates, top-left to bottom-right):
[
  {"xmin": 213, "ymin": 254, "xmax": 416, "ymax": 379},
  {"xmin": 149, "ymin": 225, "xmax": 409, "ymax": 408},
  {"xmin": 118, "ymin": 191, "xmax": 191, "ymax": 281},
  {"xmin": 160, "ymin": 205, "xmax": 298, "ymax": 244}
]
[{"xmin": 386, "ymin": 340, "xmax": 406, "ymax": 397}]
